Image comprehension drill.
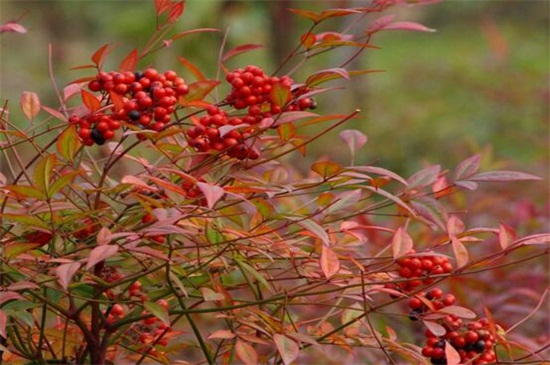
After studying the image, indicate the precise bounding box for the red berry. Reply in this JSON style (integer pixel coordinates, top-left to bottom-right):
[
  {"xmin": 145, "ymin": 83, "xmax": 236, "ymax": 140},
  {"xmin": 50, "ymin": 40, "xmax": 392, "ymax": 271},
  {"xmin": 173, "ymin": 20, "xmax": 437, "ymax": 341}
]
[
  {"xmin": 408, "ymin": 297, "xmax": 423, "ymax": 310},
  {"xmin": 111, "ymin": 304, "xmax": 124, "ymax": 316}
]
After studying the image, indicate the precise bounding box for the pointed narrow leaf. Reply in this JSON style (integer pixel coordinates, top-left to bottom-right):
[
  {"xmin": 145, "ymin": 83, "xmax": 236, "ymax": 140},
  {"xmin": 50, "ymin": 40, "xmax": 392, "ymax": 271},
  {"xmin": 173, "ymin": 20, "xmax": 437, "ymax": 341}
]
[
  {"xmin": 423, "ymin": 320, "xmax": 446, "ymax": 337},
  {"xmin": 306, "ymin": 67, "xmax": 349, "ymax": 87},
  {"xmin": 200, "ymin": 287, "xmax": 224, "ymax": 301},
  {"xmin": 32, "ymin": 154, "xmax": 56, "ymax": 194},
  {"xmin": 155, "ymin": 0, "xmax": 171, "ymax": 15},
  {"xmin": 339, "ymin": 129, "xmax": 367, "ymax": 159},
  {"xmin": 236, "ymin": 340, "xmax": 259, "ymax": 365},
  {"xmin": 273, "ymin": 334, "xmax": 300, "ymax": 365},
  {"xmin": 63, "ymin": 83, "xmax": 83, "ymax": 102},
  {"xmin": 4, "ymin": 242, "xmax": 43, "ymax": 259},
  {"xmin": 327, "ymin": 189, "xmax": 361, "ymax": 215},
  {"xmin": 455, "ymin": 154, "xmax": 480, "ymax": 180},
  {"xmin": 168, "ymin": 1, "xmax": 185, "ymax": 24},
  {"xmin": 0, "ymin": 21, "xmax": 27, "ymax": 34},
  {"xmin": 0, "ymin": 292, "xmax": 24, "ymax": 305},
  {"xmin": 392, "ymin": 227, "xmax": 414, "ymax": 259},
  {"xmin": 20, "ymin": 91, "xmax": 41, "ymax": 120},
  {"xmin": 271, "ymin": 111, "xmax": 318, "ymax": 127},
  {"xmin": 407, "ymin": 165, "xmax": 441, "ymax": 189},
  {"xmin": 3, "ymin": 185, "xmax": 46, "ymax": 200},
  {"xmin": 119, "ymin": 48, "xmax": 138, "ymax": 73},
  {"xmin": 109, "ymin": 91, "xmax": 124, "ymax": 111},
  {"xmin": 438, "ymin": 305, "xmax": 477, "ymax": 319},
  {"xmin": 446, "ymin": 215, "xmax": 465, "ymax": 237},
  {"xmin": 144, "ymin": 301, "xmax": 170, "ymax": 326},
  {"xmin": 222, "ymin": 43, "xmax": 263, "ymax": 62},
  {"xmin": 236, "ymin": 260, "xmax": 273, "ymax": 293},
  {"xmin": 451, "ymin": 237, "xmax": 468, "ymax": 268},
  {"xmin": 208, "ymin": 330, "xmax": 235, "ymax": 340},
  {"xmin": 295, "ymin": 219, "xmax": 330, "ymax": 246},
  {"xmin": 383, "ymin": 22, "xmax": 435, "ymax": 32},
  {"xmin": 91, "ymin": 43, "xmax": 112, "ymax": 67},
  {"xmin": 445, "ymin": 341, "xmax": 462, "ymax": 365},
  {"xmin": 287, "ymin": 8, "xmax": 321, "ymax": 22},
  {"xmin": 178, "ymin": 56, "xmax": 205, "ymax": 81},
  {"xmin": 320, "ymin": 245, "xmax": 340, "ymax": 279},
  {"xmin": 0, "ymin": 310, "xmax": 6, "ymax": 338},
  {"xmin": 56, "ymin": 262, "xmax": 81, "ymax": 290},
  {"xmin": 196, "ymin": 182, "xmax": 225, "ymax": 209},
  {"xmin": 498, "ymin": 223, "xmax": 516, "ymax": 250},
  {"xmin": 367, "ymin": 15, "xmax": 397, "ymax": 34},
  {"xmin": 57, "ymin": 126, "xmax": 80, "ymax": 162},
  {"xmin": 86, "ymin": 245, "xmax": 119, "ymax": 269},
  {"xmin": 41, "ymin": 105, "xmax": 68, "ymax": 122},
  {"xmin": 515, "ymin": 233, "xmax": 550, "ymax": 246},
  {"xmin": 171, "ymin": 28, "xmax": 219, "ymax": 41},
  {"xmin": 468, "ymin": 170, "xmax": 541, "ymax": 182},
  {"xmin": 311, "ymin": 161, "xmax": 342, "ymax": 179},
  {"xmin": 81, "ymin": 89, "xmax": 101, "ymax": 112},
  {"xmin": 180, "ymin": 80, "xmax": 220, "ymax": 104},
  {"xmin": 269, "ymin": 81, "xmax": 292, "ymax": 108}
]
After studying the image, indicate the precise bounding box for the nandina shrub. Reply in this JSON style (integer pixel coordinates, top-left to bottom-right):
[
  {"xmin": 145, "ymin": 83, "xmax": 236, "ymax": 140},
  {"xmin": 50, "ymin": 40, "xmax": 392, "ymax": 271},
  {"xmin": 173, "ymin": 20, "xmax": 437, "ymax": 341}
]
[{"xmin": 0, "ymin": 1, "xmax": 548, "ymax": 364}]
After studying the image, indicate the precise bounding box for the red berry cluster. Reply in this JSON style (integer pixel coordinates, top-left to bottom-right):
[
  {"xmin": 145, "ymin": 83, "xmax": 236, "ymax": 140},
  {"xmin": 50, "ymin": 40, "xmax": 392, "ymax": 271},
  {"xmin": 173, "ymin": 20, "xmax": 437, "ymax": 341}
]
[
  {"xmin": 225, "ymin": 65, "xmax": 316, "ymax": 114},
  {"xmin": 387, "ymin": 252, "xmax": 454, "ymax": 292},
  {"xmin": 124, "ymin": 299, "xmax": 171, "ymax": 356},
  {"xmin": 187, "ymin": 106, "xmax": 260, "ymax": 160},
  {"xmin": 407, "ymin": 287, "xmax": 457, "ymax": 322},
  {"xmin": 73, "ymin": 217, "xmax": 100, "ymax": 240},
  {"xmin": 75, "ymin": 68, "xmax": 189, "ymax": 145},
  {"xmin": 105, "ymin": 303, "xmax": 125, "ymax": 325},
  {"xmin": 129, "ymin": 281, "xmax": 147, "ymax": 301},
  {"xmin": 180, "ymin": 179, "xmax": 208, "ymax": 205},
  {"xmin": 70, "ymin": 112, "xmax": 121, "ymax": 146},
  {"xmin": 422, "ymin": 318, "xmax": 497, "ymax": 365}
]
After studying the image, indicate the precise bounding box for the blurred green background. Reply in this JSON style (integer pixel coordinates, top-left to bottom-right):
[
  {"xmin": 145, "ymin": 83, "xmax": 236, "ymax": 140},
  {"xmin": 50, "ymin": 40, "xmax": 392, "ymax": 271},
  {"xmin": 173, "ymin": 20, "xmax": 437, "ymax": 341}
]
[{"xmin": 1, "ymin": 0, "xmax": 548, "ymax": 177}]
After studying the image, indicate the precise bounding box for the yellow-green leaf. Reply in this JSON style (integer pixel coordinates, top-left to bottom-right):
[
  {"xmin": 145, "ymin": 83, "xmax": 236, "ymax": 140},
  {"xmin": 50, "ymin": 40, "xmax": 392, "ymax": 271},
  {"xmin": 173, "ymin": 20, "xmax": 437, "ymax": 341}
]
[
  {"xmin": 32, "ymin": 154, "xmax": 56, "ymax": 194},
  {"xmin": 57, "ymin": 126, "xmax": 81, "ymax": 162}
]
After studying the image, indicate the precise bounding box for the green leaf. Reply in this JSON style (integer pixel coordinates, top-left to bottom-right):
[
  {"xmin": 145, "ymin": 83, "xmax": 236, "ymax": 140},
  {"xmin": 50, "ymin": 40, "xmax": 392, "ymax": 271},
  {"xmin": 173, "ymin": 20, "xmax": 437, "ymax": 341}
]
[
  {"xmin": 236, "ymin": 259, "xmax": 273, "ymax": 293},
  {"xmin": 0, "ymin": 213, "xmax": 48, "ymax": 228},
  {"xmin": 144, "ymin": 301, "xmax": 170, "ymax": 326},
  {"xmin": 48, "ymin": 170, "xmax": 80, "ymax": 197},
  {"xmin": 57, "ymin": 126, "xmax": 81, "ymax": 162},
  {"xmin": 269, "ymin": 81, "xmax": 292, "ymax": 108},
  {"xmin": 3, "ymin": 185, "xmax": 46, "ymax": 200},
  {"xmin": 32, "ymin": 154, "xmax": 56, "ymax": 194},
  {"xmin": 205, "ymin": 223, "xmax": 223, "ymax": 244},
  {"xmin": 4, "ymin": 242, "xmax": 44, "ymax": 259}
]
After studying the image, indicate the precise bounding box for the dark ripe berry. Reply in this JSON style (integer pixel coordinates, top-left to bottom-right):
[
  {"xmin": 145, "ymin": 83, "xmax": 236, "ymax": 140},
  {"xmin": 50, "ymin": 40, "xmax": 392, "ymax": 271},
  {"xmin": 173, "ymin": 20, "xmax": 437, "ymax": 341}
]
[
  {"xmin": 91, "ymin": 129, "xmax": 106, "ymax": 145},
  {"xmin": 129, "ymin": 110, "xmax": 141, "ymax": 121},
  {"xmin": 430, "ymin": 357, "xmax": 447, "ymax": 365},
  {"xmin": 434, "ymin": 340, "xmax": 445, "ymax": 348},
  {"xmin": 473, "ymin": 340, "xmax": 485, "ymax": 353},
  {"xmin": 309, "ymin": 99, "xmax": 317, "ymax": 109},
  {"xmin": 134, "ymin": 71, "xmax": 144, "ymax": 80},
  {"xmin": 408, "ymin": 309, "xmax": 421, "ymax": 321}
]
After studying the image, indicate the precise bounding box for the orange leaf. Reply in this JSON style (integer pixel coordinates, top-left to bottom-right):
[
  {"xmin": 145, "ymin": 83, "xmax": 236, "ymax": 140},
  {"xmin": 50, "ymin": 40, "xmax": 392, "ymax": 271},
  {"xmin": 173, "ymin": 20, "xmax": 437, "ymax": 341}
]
[
  {"xmin": 178, "ymin": 56, "xmax": 205, "ymax": 81},
  {"xmin": 301, "ymin": 32, "xmax": 316, "ymax": 49},
  {"xmin": 235, "ymin": 340, "xmax": 258, "ymax": 365},
  {"xmin": 81, "ymin": 89, "xmax": 101, "ymax": 113},
  {"xmin": 109, "ymin": 91, "xmax": 124, "ymax": 112},
  {"xmin": 320, "ymin": 245, "xmax": 340, "ymax": 279},
  {"xmin": 119, "ymin": 48, "xmax": 138, "ymax": 73},
  {"xmin": 91, "ymin": 43, "xmax": 112, "ymax": 67},
  {"xmin": 20, "ymin": 91, "xmax": 40, "ymax": 120},
  {"xmin": 311, "ymin": 161, "xmax": 342, "ymax": 179}
]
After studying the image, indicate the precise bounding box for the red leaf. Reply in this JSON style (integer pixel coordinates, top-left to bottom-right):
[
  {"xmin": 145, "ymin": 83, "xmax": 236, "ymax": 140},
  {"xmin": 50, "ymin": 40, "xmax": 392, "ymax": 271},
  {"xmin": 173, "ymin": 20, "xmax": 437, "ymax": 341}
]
[
  {"xmin": 423, "ymin": 320, "xmax": 446, "ymax": 337},
  {"xmin": 0, "ymin": 21, "xmax": 27, "ymax": 34},
  {"xmin": 301, "ymin": 32, "xmax": 316, "ymax": 49},
  {"xmin": 451, "ymin": 237, "xmax": 468, "ymax": 268},
  {"xmin": 91, "ymin": 43, "xmax": 112, "ymax": 67},
  {"xmin": 446, "ymin": 215, "xmax": 465, "ymax": 237},
  {"xmin": 0, "ymin": 310, "xmax": 6, "ymax": 338},
  {"xmin": 55, "ymin": 262, "xmax": 81, "ymax": 290},
  {"xmin": 20, "ymin": 91, "xmax": 40, "ymax": 120},
  {"xmin": 81, "ymin": 89, "xmax": 101, "ymax": 113},
  {"xmin": 367, "ymin": 15, "xmax": 396, "ymax": 34},
  {"xmin": 316, "ymin": 8, "xmax": 361, "ymax": 22},
  {"xmin": 339, "ymin": 129, "xmax": 367, "ymax": 159},
  {"xmin": 320, "ymin": 246, "xmax": 340, "ymax": 279},
  {"xmin": 454, "ymin": 154, "xmax": 480, "ymax": 180},
  {"xmin": 392, "ymin": 227, "xmax": 413, "ymax": 259},
  {"xmin": 41, "ymin": 105, "xmax": 67, "ymax": 122},
  {"xmin": 287, "ymin": 8, "xmax": 321, "ymax": 22},
  {"xmin": 168, "ymin": 1, "xmax": 185, "ymax": 24},
  {"xmin": 119, "ymin": 48, "xmax": 138, "ymax": 73},
  {"xmin": 180, "ymin": 80, "xmax": 220, "ymax": 104},
  {"xmin": 498, "ymin": 223, "xmax": 516, "ymax": 250},
  {"xmin": 438, "ymin": 305, "xmax": 477, "ymax": 319},
  {"xmin": 208, "ymin": 330, "xmax": 236, "ymax": 340},
  {"xmin": 171, "ymin": 28, "xmax": 219, "ymax": 41},
  {"xmin": 382, "ymin": 21, "xmax": 435, "ymax": 33},
  {"xmin": 306, "ymin": 67, "xmax": 349, "ymax": 87},
  {"xmin": 273, "ymin": 334, "xmax": 300, "ymax": 365},
  {"xmin": 109, "ymin": 91, "xmax": 124, "ymax": 111},
  {"xmin": 196, "ymin": 182, "xmax": 225, "ymax": 209},
  {"xmin": 86, "ymin": 245, "xmax": 119, "ymax": 270},
  {"xmin": 0, "ymin": 291, "xmax": 24, "ymax": 305},
  {"xmin": 468, "ymin": 170, "xmax": 541, "ymax": 182},
  {"xmin": 407, "ymin": 165, "xmax": 441, "ymax": 189},
  {"xmin": 269, "ymin": 81, "xmax": 292, "ymax": 108},
  {"xmin": 445, "ymin": 341, "xmax": 462, "ymax": 365},
  {"xmin": 154, "ymin": 0, "xmax": 171, "ymax": 15},
  {"xmin": 235, "ymin": 340, "xmax": 258, "ymax": 365},
  {"xmin": 270, "ymin": 111, "xmax": 318, "ymax": 127},
  {"xmin": 177, "ymin": 56, "xmax": 205, "ymax": 81},
  {"xmin": 222, "ymin": 43, "xmax": 264, "ymax": 62},
  {"xmin": 63, "ymin": 83, "xmax": 83, "ymax": 102},
  {"xmin": 515, "ymin": 233, "xmax": 550, "ymax": 246}
]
